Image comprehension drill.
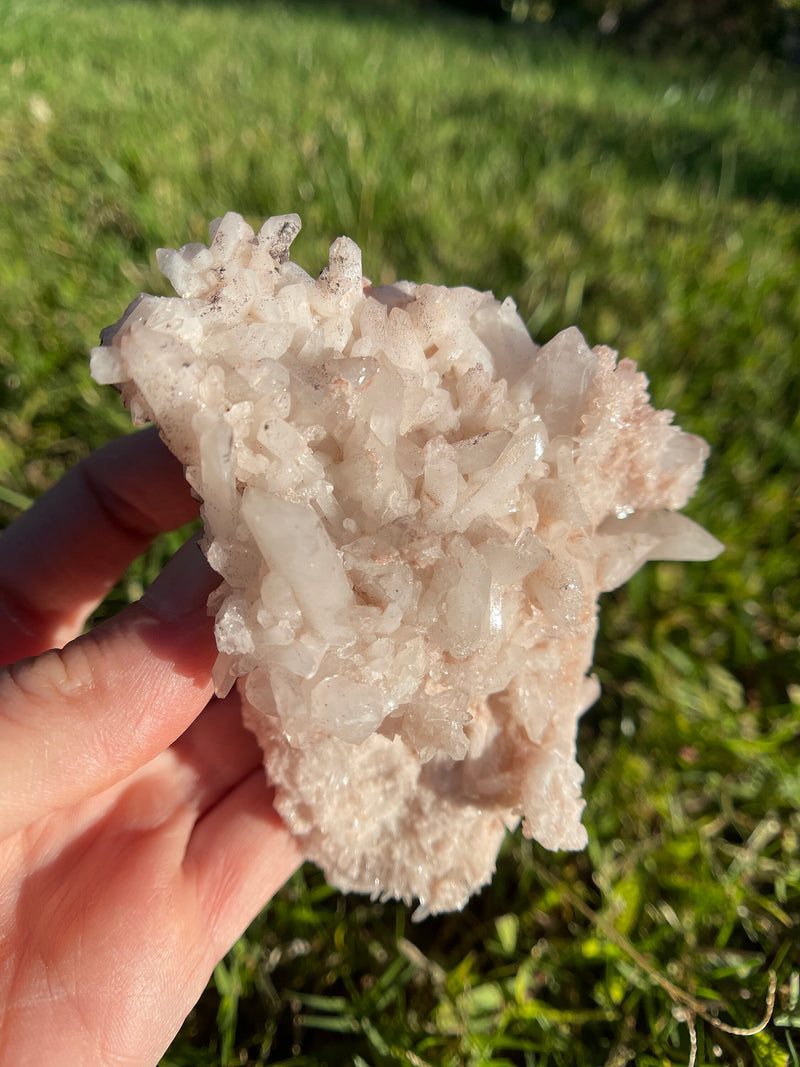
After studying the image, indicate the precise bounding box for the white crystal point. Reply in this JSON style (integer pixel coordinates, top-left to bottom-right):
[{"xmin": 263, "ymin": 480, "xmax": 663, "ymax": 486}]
[
  {"xmin": 155, "ymin": 246, "xmax": 209, "ymax": 298},
  {"xmin": 209, "ymin": 211, "xmax": 255, "ymax": 260},
  {"xmin": 528, "ymin": 326, "xmax": 598, "ymax": 433},
  {"xmin": 257, "ymin": 213, "xmax": 302, "ymax": 263},
  {"xmin": 92, "ymin": 211, "xmax": 720, "ymax": 915},
  {"xmin": 319, "ymin": 235, "xmax": 363, "ymax": 298},
  {"xmin": 241, "ymin": 489, "xmax": 353, "ymax": 641},
  {"xmin": 615, "ymin": 509, "xmax": 724, "ymax": 561}
]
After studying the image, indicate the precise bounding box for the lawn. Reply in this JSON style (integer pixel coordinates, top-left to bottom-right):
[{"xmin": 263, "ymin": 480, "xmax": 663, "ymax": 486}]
[{"xmin": 0, "ymin": 0, "xmax": 798, "ymax": 1063}]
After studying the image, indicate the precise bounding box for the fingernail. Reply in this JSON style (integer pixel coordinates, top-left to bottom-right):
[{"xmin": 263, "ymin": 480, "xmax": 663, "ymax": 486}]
[{"xmin": 141, "ymin": 536, "xmax": 220, "ymax": 622}]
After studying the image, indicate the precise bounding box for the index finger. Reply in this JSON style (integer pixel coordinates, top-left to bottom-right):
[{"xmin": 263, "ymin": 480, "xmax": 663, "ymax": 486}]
[{"xmin": 0, "ymin": 427, "xmax": 198, "ymax": 664}]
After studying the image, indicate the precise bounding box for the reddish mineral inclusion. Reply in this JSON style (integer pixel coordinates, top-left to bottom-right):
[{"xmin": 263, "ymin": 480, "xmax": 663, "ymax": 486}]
[{"xmin": 92, "ymin": 213, "xmax": 722, "ymax": 916}]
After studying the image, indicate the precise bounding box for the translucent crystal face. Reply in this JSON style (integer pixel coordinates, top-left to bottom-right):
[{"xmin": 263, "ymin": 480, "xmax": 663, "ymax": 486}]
[{"xmin": 92, "ymin": 212, "xmax": 722, "ymax": 916}]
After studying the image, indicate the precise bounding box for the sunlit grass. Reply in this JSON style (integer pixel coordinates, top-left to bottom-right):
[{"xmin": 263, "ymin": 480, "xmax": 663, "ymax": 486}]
[{"xmin": 1, "ymin": 0, "xmax": 798, "ymax": 1062}]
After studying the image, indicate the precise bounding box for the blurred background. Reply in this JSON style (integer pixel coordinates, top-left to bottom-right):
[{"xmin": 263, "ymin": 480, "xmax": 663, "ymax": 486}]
[{"xmin": 1, "ymin": 0, "xmax": 798, "ymax": 1063}]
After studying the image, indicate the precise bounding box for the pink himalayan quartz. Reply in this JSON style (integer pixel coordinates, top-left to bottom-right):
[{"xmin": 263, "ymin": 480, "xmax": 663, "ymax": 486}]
[{"xmin": 91, "ymin": 213, "xmax": 722, "ymax": 916}]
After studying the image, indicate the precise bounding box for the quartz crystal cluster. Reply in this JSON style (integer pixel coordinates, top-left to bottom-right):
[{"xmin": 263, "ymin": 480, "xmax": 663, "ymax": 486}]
[{"xmin": 91, "ymin": 212, "xmax": 722, "ymax": 915}]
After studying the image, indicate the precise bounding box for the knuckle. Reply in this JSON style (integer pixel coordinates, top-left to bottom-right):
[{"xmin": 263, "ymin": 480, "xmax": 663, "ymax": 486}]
[{"xmin": 4, "ymin": 641, "xmax": 97, "ymax": 707}]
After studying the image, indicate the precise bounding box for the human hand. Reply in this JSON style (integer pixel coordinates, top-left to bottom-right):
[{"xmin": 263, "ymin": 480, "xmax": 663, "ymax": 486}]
[{"xmin": 0, "ymin": 427, "xmax": 301, "ymax": 1066}]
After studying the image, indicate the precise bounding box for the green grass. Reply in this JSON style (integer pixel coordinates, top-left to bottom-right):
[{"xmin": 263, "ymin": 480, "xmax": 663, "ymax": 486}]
[{"xmin": 1, "ymin": 0, "xmax": 798, "ymax": 1062}]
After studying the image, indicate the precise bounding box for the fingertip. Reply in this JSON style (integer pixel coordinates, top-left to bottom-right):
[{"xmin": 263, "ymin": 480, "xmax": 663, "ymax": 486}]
[{"xmin": 140, "ymin": 536, "xmax": 220, "ymax": 625}]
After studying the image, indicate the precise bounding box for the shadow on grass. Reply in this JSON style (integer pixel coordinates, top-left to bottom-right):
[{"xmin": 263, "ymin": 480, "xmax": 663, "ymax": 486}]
[
  {"xmin": 444, "ymin": 87, "xmax": 800, "ymax": 207},
  {"xmin": 143, "ymin": 0, "xmax": 799, "ymax": 208}
]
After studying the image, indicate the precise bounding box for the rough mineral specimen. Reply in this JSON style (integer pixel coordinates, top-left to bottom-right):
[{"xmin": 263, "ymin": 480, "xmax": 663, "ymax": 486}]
[{"xmin": 91, "ymin": 212, "xmax": 722, "ymax": 916}]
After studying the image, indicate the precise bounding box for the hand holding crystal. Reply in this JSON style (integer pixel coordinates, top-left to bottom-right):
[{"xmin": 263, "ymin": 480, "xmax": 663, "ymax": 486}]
[{"xmin": 0, "ymin": 427, "xmax": 300, "ymax": 1066}]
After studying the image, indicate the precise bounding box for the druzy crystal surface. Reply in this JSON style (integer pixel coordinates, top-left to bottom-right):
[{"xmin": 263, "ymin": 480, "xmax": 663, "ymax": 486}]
[{"xmin": 91, "ymin": 212, "xmax": 722, "ymax": 915}]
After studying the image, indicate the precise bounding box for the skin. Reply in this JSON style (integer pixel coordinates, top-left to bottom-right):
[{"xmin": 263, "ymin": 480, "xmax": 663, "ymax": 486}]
[{"xmin": 0, "ymin": 427, "xmax": 301, "ymax": 1066}]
